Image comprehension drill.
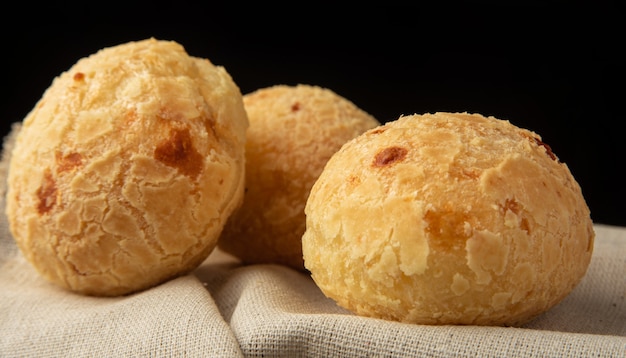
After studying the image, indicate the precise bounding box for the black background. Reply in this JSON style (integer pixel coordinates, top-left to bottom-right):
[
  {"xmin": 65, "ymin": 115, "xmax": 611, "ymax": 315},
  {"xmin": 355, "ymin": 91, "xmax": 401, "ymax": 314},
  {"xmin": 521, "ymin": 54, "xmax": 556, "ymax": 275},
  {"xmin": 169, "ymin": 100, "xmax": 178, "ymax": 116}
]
[{"xmin": 3, "ymin": 4, "xmax": 623, "ymax": 226}]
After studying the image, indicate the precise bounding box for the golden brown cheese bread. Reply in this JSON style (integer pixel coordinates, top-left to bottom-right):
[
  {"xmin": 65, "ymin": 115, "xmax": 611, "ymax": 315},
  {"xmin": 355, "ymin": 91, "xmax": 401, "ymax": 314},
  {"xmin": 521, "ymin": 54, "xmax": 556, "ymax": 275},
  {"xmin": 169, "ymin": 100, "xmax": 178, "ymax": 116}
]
[
  {"xmin": 302, "ymin": 112, "xmax": 594, "ymax": 326},
  {"xmin": 218, "ymin": 84, "xmax": 380, "ymax": 270},
  {"xmin": 5, "ymin": 38, "xmax": 249, "ymax": 296}
]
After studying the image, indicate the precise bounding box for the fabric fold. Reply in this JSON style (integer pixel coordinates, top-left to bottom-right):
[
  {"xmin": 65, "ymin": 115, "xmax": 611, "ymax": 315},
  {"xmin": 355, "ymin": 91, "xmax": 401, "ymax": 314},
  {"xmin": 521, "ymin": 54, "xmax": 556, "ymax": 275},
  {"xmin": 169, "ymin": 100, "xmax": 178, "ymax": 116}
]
[
  {"xmin": 195, "ymin": 227, "xmax": 626, "ymax": 357},
  {"xmin": 0, "ymin": 257, "xmax": 244, "ymax": 357},
  {"xmin": 0, "ymin": 198, "xmax": 244, "ymax": 358}
]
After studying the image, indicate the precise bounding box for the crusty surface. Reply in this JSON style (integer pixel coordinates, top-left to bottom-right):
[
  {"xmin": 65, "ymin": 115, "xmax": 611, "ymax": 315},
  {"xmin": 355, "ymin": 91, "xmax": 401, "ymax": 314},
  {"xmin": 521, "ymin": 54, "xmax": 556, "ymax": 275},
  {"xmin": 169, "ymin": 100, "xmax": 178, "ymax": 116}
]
[
  {"xmin": 5, "ymin": 38, "xmax": 249, "ymax": 296},
  {"xmin": 218, "ymin": 84, "xmax": 380, "ymax": 270},
  {"xmin": 302, "ymin": 112, "xmax": 594, "ymax": 326}
]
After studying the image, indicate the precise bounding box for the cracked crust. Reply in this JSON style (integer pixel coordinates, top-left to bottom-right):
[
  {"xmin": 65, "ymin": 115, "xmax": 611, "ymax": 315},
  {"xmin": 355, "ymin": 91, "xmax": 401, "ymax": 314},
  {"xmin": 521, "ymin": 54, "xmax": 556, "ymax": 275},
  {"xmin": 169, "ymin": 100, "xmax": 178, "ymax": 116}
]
[
  {"xmin": 5, "ymin": 38, "xmax": 248, "ymax": 296},
  {"xmin": 302, "ymin": 112, "xmax": 594, "ymax": 326},
  {"xmin": 218, "ymin": 84, "xmax": 380, "ymax": 270}
]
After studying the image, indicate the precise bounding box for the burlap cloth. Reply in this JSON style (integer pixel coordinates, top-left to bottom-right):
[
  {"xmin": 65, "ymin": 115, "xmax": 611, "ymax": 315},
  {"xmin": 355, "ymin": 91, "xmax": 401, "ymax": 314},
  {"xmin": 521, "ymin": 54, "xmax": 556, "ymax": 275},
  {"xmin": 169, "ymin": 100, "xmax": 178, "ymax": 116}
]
[{"xmin": 1, "ymin": 125, "xmax": 624, "ymax": 357}]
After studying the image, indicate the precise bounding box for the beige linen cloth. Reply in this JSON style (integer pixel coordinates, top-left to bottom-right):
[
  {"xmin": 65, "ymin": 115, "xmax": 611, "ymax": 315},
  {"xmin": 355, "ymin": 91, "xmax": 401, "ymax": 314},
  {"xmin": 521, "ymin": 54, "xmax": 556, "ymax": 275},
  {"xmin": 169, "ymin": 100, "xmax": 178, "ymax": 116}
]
[{"xmin": 0, "ymin": 126, "xmax": 624, "ymax": 357}]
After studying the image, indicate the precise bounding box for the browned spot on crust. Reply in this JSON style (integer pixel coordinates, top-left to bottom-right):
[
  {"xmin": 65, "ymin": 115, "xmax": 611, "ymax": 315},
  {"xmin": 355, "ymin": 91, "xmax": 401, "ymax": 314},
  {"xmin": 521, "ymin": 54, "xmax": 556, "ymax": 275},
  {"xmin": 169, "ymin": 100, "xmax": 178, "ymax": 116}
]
[
  {"xmin": 372, "ymin": 146, "xmax": 407, "ymax": 167},
  {"xmin": 56, "ymin": 151, "xmax": 83, "ymax": 173},
  {"xmin": 523, "ymin": 134, "xmax": 557, "ymax": 161},
  {"xmin": 37, "ymin": 169, "xmax": 57, "ymax": 214},
  {"xmin": 203, "ymin": 113, "xmax": 218, "ymax": 141},
  {"xmin": 462, "ymin": 168, "xmax": 480, "ymax": 179},
  {"xmin": 500, "ymin": 198, "xmax": 530, "ymax": 234},
  {"xmin": 154, "ymin": 128, "xmax": 203, "ymax": 179},
  {"xmin": 346, "ymin": 174, "xmax": 361, "ymax": 188},
  {"xmin": 424, "ymin": 207, "xmax": 470, "ymax": 251},
  {"xmin": 73, "ymin": 72, "xmax": 85, "ymax": 81},
  {"xmin": 451, "ymin": 167, "xmax": 481, "ymax": 180},
  {"xmin": 533, "ymin": 137, "xmax": 557, "ymax": 161},
  {"xmin": 291, "ymin": 102, "xmax": 301, "ymax": 111},
  {"xmin": 501, "ymin": 198, "xmax": 521, "ymax": 215},
  {"xmin": 123, "ymin": 109, "xmax": 139, "ymax": 129},
  {"xmin": 369, "ymin": 127, "xmax": 386, "ymax": 135},
  {"xmin": 520, "ymin": 218, "xmax": 530, "ymax": 235}
]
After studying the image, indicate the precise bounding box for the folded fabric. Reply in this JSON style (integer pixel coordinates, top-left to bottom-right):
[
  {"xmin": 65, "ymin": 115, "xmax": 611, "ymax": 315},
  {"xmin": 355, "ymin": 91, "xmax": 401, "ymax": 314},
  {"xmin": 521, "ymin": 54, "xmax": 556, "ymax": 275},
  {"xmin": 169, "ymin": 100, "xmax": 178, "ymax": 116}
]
[{"xmin": 198, "ymin": 227, "xmax": 625, "ymax": 357}]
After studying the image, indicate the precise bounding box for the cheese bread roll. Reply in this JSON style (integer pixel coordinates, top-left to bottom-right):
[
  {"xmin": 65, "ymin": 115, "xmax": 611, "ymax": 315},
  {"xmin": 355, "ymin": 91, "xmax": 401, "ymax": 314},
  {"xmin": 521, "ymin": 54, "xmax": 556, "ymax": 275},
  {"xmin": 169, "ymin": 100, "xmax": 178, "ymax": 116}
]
[
  {"xmin": 303, "ymin": 112, "xmax": 594, "ymax": 326},
  {"xmin": 219, "ymin": 84, "xmax": 380, "ymax": 270},
  {"xmin": 6, "ymin": 38, "xmax": 249, "ymax": 296}
]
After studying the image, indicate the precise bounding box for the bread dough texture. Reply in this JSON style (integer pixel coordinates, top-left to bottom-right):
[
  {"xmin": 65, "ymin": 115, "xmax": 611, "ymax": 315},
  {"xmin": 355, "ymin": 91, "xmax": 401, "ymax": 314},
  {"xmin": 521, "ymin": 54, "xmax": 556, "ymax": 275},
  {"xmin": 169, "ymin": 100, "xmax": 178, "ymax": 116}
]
[
  {"xmin": 302, "ymin": 112, "xmax": 594, "ymax": 326},
  {"xmin": 218, "ymin": 84, "xmax": 380, "ymax": 270},
  {"xmin": 5, "ymin": 38, "xmax": 249, "ymax": 296}
]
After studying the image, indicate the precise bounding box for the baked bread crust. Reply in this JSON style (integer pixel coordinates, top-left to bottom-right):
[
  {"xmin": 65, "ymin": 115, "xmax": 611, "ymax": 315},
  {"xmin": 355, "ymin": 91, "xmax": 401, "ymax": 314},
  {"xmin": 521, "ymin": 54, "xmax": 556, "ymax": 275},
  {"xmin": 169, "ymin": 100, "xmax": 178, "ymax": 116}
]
[
  {"xmin": 302, "ymin": 112, "xmax": 594, "ymax": 326},
  {"xmin": 5, "ymin": 38, "xmax": 249, "ymax": 296},
  {"xmin": 218, "ymin": 84, "xmax": 380, "ymax": 270}
]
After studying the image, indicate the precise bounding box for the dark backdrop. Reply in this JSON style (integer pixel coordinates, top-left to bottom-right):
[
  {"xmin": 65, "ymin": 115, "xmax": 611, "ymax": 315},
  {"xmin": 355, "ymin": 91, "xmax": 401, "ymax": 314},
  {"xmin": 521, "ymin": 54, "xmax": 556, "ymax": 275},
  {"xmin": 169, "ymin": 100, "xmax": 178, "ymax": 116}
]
[{"xmin": 3, "ymin": 4, "xmax": 623, "ymax": 226}]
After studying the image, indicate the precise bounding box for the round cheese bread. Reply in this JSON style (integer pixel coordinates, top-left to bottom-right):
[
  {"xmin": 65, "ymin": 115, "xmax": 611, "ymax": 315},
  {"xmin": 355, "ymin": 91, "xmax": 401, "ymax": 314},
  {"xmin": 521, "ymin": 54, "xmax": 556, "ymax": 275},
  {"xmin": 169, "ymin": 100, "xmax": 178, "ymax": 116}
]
[
  {"xmin": 5, "ymin": 38, "xmax": 249, "ymax": 296},
  {"xmin": 218, "ymin": 84, "xmax": 380, "ymax": 270},
  {"xmin": 302, "ymin": 112, "xmax": 594, "ymax": 326}
]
